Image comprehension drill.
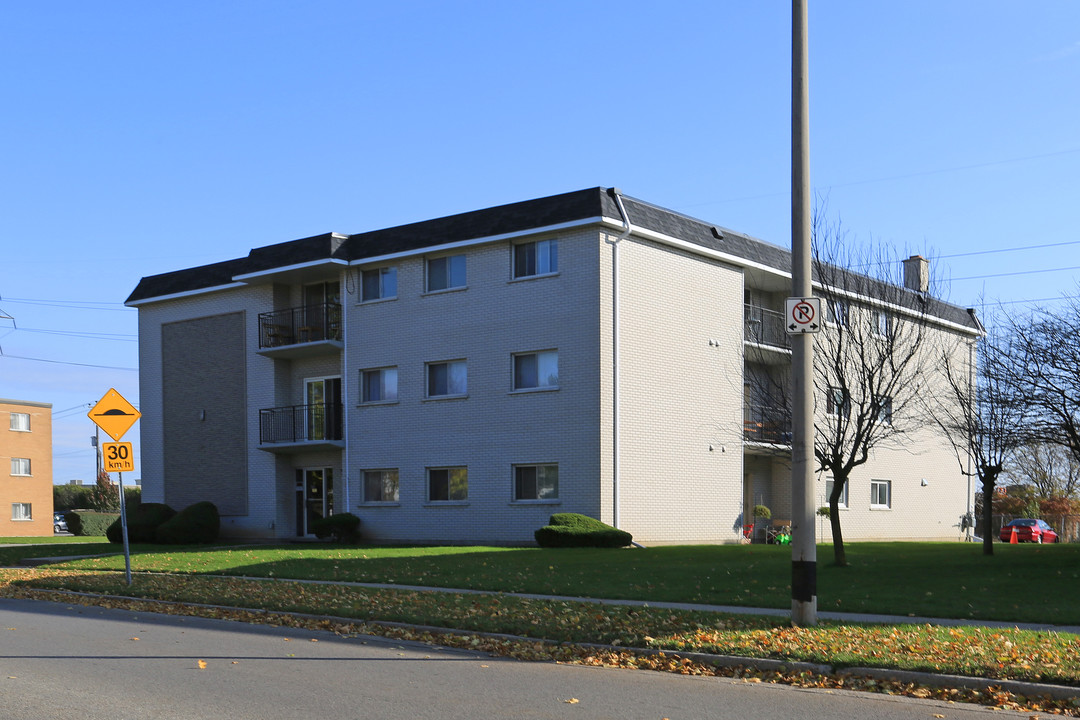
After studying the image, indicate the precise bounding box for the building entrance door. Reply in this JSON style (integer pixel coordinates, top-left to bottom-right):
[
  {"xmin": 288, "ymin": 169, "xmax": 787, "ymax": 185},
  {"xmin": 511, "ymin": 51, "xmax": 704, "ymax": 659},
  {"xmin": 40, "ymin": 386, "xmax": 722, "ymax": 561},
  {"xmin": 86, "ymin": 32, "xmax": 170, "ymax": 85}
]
[{"xmin": 296, "ymin": 468, "xmax": 334, "ymax": 536}]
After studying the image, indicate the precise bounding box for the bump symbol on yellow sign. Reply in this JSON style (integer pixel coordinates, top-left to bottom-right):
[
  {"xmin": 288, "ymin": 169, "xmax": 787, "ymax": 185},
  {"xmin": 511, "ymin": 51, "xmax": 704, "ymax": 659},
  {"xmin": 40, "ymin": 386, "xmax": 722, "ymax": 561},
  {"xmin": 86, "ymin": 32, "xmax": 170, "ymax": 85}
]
[
  {"xmin": 102, "ymin": 442, "xmax": 135, "ymax": 473},
  {"xmin": 88, "ymin": 388, "xmax": 141, "ymax": 442}
]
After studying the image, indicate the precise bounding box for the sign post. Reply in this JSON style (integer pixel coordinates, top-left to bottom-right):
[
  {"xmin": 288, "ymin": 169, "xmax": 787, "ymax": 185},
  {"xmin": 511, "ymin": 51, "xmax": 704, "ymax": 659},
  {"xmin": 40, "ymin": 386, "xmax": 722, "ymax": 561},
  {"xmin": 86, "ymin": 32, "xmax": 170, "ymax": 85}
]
[{"xmin": 88, "ymin": 389, "xmax": 140, "ymax": 586}]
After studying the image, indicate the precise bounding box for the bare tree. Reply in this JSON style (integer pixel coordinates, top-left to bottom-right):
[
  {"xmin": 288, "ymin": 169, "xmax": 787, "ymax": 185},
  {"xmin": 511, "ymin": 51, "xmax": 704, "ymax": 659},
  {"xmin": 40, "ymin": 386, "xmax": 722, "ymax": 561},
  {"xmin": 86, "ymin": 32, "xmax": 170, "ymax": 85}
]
[
  {"xmin": 1002, "ymin": 442, "xmax": 1080, "ymax": 501},
  {"xmin": 1007, "ymin": 296, "xmax": 1080, "ymax": 465},
  {"xmin": 810, "ymin": 212, "xmax": 943, "ymax": 566},
  {"xmin": 933, "ymin": 317, "xmax": 1028, "ymax": 555}
]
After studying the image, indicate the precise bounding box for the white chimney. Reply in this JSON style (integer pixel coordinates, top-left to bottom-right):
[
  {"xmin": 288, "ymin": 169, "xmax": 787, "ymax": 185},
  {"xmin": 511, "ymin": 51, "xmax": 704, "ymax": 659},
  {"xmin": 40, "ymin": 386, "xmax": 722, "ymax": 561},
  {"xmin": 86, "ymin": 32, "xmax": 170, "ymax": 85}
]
[{"xmin": 903, "ymin": 255, "xmax": 929, "ymax": 293}]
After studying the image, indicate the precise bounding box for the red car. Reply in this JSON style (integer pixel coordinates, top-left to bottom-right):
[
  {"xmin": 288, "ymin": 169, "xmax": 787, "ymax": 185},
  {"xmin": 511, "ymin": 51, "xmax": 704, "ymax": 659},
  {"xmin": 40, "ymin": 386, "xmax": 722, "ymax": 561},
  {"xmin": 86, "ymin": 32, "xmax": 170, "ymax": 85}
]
[{"xmin": 1000, "ymin": 518, "xmax": 1058, "ymax": 543}]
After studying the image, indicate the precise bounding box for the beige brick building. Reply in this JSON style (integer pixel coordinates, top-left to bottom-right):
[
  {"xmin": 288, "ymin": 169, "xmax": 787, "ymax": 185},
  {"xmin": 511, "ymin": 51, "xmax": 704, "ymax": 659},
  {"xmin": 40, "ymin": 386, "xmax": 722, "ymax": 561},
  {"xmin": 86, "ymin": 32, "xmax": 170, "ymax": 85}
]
[
  {"xmin": 126, "ymin": 188, "xmax": 982, "ymax": 544},
  {"xmin": 1, "ymin": 398, "xmax": 53, "ymax": 537}
]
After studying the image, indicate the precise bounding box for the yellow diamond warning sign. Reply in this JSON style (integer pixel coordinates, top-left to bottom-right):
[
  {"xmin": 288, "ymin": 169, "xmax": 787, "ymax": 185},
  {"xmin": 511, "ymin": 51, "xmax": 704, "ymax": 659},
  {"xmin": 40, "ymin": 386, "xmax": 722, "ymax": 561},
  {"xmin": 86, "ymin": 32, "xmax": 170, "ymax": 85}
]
[{"xmin": 89, "ymin": 388, "xmax": 141, "ymax": 442}]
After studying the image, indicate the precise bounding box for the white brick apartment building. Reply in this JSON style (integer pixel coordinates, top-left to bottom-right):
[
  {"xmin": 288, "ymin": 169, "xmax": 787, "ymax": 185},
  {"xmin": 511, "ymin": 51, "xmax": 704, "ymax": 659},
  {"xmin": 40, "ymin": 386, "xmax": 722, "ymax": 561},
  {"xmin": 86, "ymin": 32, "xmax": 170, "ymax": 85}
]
[{"xmin": 126, "ymin": 188, "xmax": 982, "ymax": 544}]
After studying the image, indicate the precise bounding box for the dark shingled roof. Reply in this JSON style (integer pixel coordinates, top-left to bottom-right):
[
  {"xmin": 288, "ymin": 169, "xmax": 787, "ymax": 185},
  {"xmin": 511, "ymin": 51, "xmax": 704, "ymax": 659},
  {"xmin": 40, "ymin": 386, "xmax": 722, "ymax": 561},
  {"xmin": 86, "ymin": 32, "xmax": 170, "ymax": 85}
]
[{"xmin": 123, "ymin": 187, "xmax": 981, "ymax": 331}]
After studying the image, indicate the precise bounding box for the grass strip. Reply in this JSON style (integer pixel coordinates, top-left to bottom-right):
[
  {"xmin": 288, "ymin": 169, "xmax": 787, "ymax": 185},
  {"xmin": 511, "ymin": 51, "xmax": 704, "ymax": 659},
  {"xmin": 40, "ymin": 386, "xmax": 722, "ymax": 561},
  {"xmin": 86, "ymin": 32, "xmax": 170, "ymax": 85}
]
[{"xmin": 44, "ymin": 541, "xmax": 1080, "ymax": 625}]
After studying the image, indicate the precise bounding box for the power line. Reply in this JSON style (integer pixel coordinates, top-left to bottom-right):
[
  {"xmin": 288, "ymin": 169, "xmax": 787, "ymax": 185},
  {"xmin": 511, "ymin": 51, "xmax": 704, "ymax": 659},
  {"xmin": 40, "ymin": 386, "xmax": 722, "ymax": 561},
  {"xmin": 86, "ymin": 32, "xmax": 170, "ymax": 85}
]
[
  {"xmin": 0, "ymin": 354, "xmax": 137, "ymax": 371},
  {"xmin": 950, "ymin": 265, "xmax": 1080, "ymax": 282},
  {"xmin": 15, "ymin": 327, "xmax": 137, "ymax": 341},
  {"xmin": 0, "ymin": 297, "xmax": 132, "ymax": 311}
]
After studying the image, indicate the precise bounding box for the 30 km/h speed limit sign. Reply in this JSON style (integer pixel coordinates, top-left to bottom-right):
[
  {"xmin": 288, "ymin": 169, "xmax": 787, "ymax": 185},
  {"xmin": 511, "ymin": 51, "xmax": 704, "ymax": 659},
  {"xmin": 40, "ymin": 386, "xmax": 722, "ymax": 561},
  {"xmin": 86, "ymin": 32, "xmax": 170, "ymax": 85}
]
[
  {"xmin": 785, "ymin": 297, "xmax": 823, "ymax": 334},
  {"xmin": 102, "ymin": 442, "xmax": 135, "ymax": 473}
]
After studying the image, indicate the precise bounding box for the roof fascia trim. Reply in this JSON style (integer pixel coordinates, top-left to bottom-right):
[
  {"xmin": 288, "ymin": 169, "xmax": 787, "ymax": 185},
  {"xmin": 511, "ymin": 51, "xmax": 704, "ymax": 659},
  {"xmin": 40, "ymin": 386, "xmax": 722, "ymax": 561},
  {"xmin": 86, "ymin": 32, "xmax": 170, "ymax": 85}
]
[
  {"xmin": 125, "ymin": 282, "xmax": 248, "ymax": 308},
  {"xmin": 347, "ymin": 218, "xmax": 604, "ymax": 267},
  {"xmin": 604, "ymin": 217, "xmax": 979, "ymax": 337},
  {"xmin": 233, "ymin": 258, "xmax": 349, "ymax": 283}
]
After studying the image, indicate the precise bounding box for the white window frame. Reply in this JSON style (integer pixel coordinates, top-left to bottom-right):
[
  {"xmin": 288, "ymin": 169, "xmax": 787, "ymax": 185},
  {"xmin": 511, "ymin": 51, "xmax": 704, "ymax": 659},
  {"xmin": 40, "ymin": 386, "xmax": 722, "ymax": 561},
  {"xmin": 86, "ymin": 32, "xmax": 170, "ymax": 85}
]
[
  {"xmin": 871, "ymin": 309, "xmax": 892, "ymax": 339},
  {"xmin": 427, "ymin": 466, "xmax": 468, "ymax": 503},
  {"xmin": 825, "ymin": 387, "xmax": 848, "ymax": 417},
  {"xmin": 824, "ymin": 478, "xmax": 848, "ymax": 509},
  {"xmin": 512, "ymin": 239, "xmax": 558, "ymax": 279},
  {"xmin": 10, "ymin": 458, "xmax": 31, "ymax": 476},
  {"xmin": 426, "ymin": 360, "xmax": 467, "ymax": 399},
  {"xmin": 829, "ymin": 298, "xmax": 849, "ymax": 327},
  {"xmin": 361, "ymin": 266, "xmax": 397, "ymax": 302},
  {"xmin": 11, "ymin": 503, "xmax": 31, "ymax": 521},
  {"xmin": 360, "ymin": 367, "xmax": 398, "ymax": 404},
  {"xmin": 870, "ymin": 479, "xmax": 892, "ymax": 509},
  {"xmin": 425, "ymin": 254, "xmax": 467, "ymax": 293},
  {"xmin": 362, "ymin": 469, "xmax": 400, "ymax": 503},
  {"xmin": 9, "ymin": 412, "xmax": 30, "ymax": 432},
  {"xmin": 512, "ymin": 350, "xmax": 559, "ymax": 392},
  {"xmin": 874, "ymin": 395, "xmax": 894, "ymax": 425},
  {"xmin": 513, "ymin": 464, "xmax": 559, "ymax": 502}
]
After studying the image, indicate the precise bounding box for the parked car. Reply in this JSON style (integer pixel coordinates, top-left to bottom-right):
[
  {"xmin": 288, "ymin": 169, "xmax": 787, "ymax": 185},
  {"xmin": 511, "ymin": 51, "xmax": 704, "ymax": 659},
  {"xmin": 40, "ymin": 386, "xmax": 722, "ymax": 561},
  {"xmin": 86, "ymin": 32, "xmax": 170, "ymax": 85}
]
[
  {"xmin": 1000, "ymin": 518, "xmax": 1058, "ymax": 543},
  {"xmin": 53, "ymin": 512, "xmax": 68, "ymax": 533}
]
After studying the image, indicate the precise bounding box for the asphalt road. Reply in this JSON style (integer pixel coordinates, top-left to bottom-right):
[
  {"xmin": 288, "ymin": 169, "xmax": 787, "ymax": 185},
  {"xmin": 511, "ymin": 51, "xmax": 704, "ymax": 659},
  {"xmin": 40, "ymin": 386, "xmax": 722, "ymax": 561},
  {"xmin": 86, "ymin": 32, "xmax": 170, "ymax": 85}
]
[{"xmin": 0, "ymin": 598, "xmax": 1035, "ymax": 720}]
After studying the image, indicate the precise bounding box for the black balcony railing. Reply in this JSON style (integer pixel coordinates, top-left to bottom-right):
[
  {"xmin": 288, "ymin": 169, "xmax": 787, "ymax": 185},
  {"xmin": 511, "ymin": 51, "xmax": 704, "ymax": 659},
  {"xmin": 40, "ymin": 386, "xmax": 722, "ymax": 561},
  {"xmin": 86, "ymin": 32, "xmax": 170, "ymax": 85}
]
[
  {"xmin": 744, "ymin": 404, "xmax": 791, "ymax": 444},
  {"xmin": 744, "ymin": 304, "xmax": 790, "ymax": 349},
  {"xmin": 259, "ymin": 403, "xmax": 343, "ymax": 444},
  {"xmin": 258, "ymin": 303, "xmax": 342, "ymax": 349}
]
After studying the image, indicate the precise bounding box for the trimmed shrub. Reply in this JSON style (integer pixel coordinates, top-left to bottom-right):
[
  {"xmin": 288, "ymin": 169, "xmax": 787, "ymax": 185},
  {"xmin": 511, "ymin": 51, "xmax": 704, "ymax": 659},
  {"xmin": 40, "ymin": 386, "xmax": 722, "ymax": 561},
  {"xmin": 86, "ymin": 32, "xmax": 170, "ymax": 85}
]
[
  {"xmin": 155, "ymin": 501, "xmax": 220, "ymax": 545},
  {"xmin": 309, "ymin": 513, "xmax": 361, "ymax": 543},
  {"xmin": 67, "ymin": 511, "xmax": 118, "ymax": 537},
  {"xmin": 106, "ymin": 502, "xmax": 176, "ymax": 544},
  {"xmin": 534, "ymin": 513, "xmax": 633, "ymax": 548}
]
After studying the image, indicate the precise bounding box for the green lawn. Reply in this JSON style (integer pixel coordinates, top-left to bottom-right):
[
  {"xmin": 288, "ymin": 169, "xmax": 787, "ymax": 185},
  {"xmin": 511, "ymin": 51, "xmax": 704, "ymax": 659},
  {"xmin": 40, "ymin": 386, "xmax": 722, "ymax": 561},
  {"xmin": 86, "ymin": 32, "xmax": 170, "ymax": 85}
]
[{"xmin": 30, "ymin": 541, "xmax": 1080, "ymax": 625}]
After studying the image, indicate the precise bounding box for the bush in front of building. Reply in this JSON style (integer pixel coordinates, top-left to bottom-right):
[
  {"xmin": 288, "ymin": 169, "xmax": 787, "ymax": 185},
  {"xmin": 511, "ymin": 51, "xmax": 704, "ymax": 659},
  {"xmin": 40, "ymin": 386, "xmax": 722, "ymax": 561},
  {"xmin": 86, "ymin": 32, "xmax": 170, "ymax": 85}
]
[
  {"xmin": 309, "ymin": 513, "xmax": 361, "ymax": 543},
  {"xmin": 155, "ymin": 501, "xmax": 220, "ymax": 545},
  {"xmin": 106, "ymin": 502, "xmax": 177, "ymax": 544},
  {"xmin": 534, "ymin": 513, "xmax": 633, "ymax": 548},
  {"xmin": 67, "ymin": 511, "xmax": 119, "ymax": 537}
]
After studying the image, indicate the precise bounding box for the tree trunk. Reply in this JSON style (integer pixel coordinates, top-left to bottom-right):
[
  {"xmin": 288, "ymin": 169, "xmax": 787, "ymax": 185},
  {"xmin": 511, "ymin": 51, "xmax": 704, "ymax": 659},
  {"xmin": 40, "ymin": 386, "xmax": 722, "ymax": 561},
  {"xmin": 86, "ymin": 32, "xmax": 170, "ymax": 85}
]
[
  {"xmin": 829, "ymin": 494, "xmax": 847, "ymax": 566},
  {"xmin": 981, "ymin": 472, "xmax": 998, "ymax": 556}
]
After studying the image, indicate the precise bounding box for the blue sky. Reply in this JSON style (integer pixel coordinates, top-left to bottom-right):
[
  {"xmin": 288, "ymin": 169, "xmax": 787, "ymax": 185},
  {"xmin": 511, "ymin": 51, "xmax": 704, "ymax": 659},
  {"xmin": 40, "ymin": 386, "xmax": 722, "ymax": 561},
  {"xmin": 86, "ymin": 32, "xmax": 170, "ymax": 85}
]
[{"xmin": 1, "ymin": 1, "xmax": 1078, "ymax": 486}]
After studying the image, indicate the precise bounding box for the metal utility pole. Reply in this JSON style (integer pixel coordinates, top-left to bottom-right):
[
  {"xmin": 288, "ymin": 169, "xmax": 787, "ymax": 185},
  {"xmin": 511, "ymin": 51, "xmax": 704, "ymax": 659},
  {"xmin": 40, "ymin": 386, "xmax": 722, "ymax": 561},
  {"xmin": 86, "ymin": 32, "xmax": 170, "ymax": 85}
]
[{"xmin": 790, "ymin": 0, "xmax": 818, "ymax": 626}]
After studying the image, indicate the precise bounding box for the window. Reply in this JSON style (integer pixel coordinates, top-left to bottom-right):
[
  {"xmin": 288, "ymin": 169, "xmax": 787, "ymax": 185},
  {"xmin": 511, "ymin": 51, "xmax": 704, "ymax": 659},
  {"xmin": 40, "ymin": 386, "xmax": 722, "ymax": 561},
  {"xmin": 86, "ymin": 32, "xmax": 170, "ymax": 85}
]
[
  {"xmin": 428, "ymin": 467, "xmax": 468, "ymax": 502},
  {"xmin": 513, "ymin": 239, "xmax": 558, "ymax": 278},
  {"xmin": 873, "ymin": 395, "xmax": 893, "ymax": 425},
  {"xmin": 11, "ymin": 503, "xmax": 31, "ymax": 521},
  {"xmin": 10, "ymin": 458, "xmax": 31, "ymax": 476},
  {"xmin": 363, "ymin": 470, "xmax": 400, "ymax": 503},
  {"xmin": 824, "ymin": 478, "xmax": 848, "ymax": 509},
  {"xmin": 514, "ymin": 464, "xmax": 559, "ymax": 501},
  {"xmin": 513, "ymin": 350, "xmax": 559, "ymax": 390},
  {"xmin": 9, "ymin": 412, "xmax": 30, "ymax": 432},
  {"xmin": 825, "ymin": 387, "xmax": 849, "ymax": 417},
  {"xmin": 870, "ymin": 479, "xmax": 892, "ymax": 509},
  {"xmin": 427, "ymin": 360, "xmax": 467, "ymax": 397},
  {"xmin": 829, "ymin": 299, "xmax": 849, "ymax": 327},
  {"xmin": 361, "ymin": 267, "xmax": 397, "ymax": 301},
  {"xmin": 426, "ymin": 254, "xmax": 466, "ymax": 292},
  {"xmin": 871, "ymin": 309, "xmax": 892, "ymax": 338},
  {"xmin": 361, "ymin": 367, "xmax": 398, "ymax": 403}
]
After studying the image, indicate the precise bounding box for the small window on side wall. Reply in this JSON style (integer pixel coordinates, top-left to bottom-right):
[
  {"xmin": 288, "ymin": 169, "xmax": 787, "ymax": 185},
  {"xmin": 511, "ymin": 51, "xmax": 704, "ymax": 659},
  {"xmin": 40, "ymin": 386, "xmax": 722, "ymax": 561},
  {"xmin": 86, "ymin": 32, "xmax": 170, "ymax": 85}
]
[
  {"xmin": 428, "ymin": 467, "xmax": 468, "ymax": 502},
  {"xmin": 870, "ymin": 479, "xmax": 891, "ymax": 509},
  {"xmin": 513, "ymin": 350, "xmax": 558, "ymax": 390},
  {"xmin": 426, "ymin": 255, "xmax": 466, "ymax": 292},
  {"xmin": 361, "ymin": 267, "xmax": 397, "ymax": 301},
  {"xmin": 514, "ymin": 464, "xmax": 559, "ymax": 501},
  {"xmin": 513, "ymin": 239, "xmax": 558, "ymax": 279},
  {"xmin": 9, "ymin": 412, "xmax": 30, "ymax": 432},
  {"xmin": 361, "ymin": 367, "xmax": 398, "ymax": 403},
  {"xmin": 363, "ymin": 469, "xmax": 399, "ymax": 502}
]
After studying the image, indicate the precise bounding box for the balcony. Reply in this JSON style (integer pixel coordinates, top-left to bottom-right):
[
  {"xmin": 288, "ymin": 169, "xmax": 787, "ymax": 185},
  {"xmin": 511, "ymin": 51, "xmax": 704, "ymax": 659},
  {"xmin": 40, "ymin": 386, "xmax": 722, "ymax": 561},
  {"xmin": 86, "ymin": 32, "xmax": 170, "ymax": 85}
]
[
  {"xmin": 744, "ymin": 404, "xmax": 791, "ymax": 448},
  {"xmin": 744, "ymin": 304, "xmax": 791, "ymax": 352},
  {"xmin": 259, "ymin": 403, "xmax": 344, "ymax": 453},
  {"xmin": 257, "ymin": 303, "xmax": 343, "ymax": 358}
]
